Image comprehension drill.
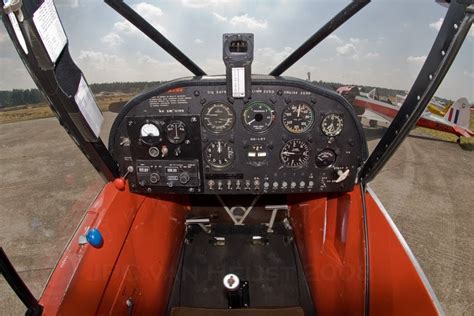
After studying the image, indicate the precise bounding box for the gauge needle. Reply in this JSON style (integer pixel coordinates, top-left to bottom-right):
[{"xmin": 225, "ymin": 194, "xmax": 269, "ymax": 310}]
[
  {"xmin": 282, "ymin": 151, "xmax": 295, "ymax": 155},
  {"xmin": 248, "ymin": 119, "xmax": 256, "ymax": 124},
  {"xmin": 218, "ymin": 141, "xmax": 222, "ymax": 154},
  {"xmin": 175, "ymin": 126, "xmax": 178, "ymax": 138},
  {"xmin": 297, "ymin": 105, "xmax": 301, "ymax": 117}
]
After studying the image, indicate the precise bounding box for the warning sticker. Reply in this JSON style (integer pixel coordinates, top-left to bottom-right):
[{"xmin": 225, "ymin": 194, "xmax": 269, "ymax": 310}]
[
  {"xmin": 232, "ymin": 67, "xmax": 245, "ymax": 98},
  {"xmin": 33, "ymin": 0, "xmax": 67, "ymax": 63},
  {"xmin": 74, "ymin": 76, "xmax": 103, "ymax": 139},
  {"xmin": 8, "ymin": 12, "xmax": 28, "ymax": 54}
]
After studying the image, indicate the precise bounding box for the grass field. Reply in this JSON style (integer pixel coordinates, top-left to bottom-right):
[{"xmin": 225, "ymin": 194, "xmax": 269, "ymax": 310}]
[
  {"xmin": 0, "ymin": 94, "xmax": 133, "ymax": 124},
  {"xmin": 417, "ymin": 112, "xmax": 474, "ymax": 150}
]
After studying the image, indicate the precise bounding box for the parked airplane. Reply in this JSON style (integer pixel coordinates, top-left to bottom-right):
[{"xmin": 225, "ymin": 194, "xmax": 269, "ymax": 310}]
[{"xmin": 337, "ymin": 86, "xmax": 473, "ymax": 140}]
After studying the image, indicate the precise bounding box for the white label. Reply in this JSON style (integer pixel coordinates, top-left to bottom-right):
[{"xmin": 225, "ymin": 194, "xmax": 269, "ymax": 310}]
[
  {"xmin": 8, "ymin": 12, "xmax": 28, "ymax": 54},
  {"xmin": 232, "ymin": 67, "xmax": 245, "ymax": 98},
  {"xmin": 74, "ymin": 76, "xmax": 103, "ymax": 139},
  {"xmin": 33, "ymin": 0, "xmax": 67, "ymax": 63}
]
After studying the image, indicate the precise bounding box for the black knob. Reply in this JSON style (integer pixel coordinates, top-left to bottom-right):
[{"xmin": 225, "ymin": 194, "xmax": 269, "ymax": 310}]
[
  {"xmin": 179, "ymin": 172, "xmax": 190, "ymax": 184},
  {"xmin": 149, "ymin": 173, "xmax": 160, "ymax": 184}
]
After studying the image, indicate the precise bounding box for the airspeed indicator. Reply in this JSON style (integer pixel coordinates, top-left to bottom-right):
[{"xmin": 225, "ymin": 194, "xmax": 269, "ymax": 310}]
[{"xmin": 282, "ymin": 102, "xmax": 314, "ymax": 134}]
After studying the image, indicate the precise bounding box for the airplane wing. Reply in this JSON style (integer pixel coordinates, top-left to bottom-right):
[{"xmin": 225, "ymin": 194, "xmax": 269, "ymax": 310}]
[
  {"xmin": 359, "ymin": 109, "xmax": 391, "ymax": 128},
  {"xmin": 348, "ymin": 93, "xmax": 473, "ymax": 139}
]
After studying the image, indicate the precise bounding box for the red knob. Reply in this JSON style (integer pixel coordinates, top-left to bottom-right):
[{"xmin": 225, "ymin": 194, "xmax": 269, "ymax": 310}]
[{"xmin": 114, "ymin": 178, "xmax": 126, "ymax": 191}]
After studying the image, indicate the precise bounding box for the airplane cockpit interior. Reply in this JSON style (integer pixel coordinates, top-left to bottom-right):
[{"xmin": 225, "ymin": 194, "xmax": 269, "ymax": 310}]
[{"xmin": 1, "ymin": 0, "xmax": 472, "ymax": 315}]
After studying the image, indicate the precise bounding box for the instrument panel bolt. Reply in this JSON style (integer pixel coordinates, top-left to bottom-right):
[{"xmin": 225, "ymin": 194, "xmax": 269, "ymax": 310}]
[
  {"xmin": 200, "ymin": 98, "xmax": 207, "ymax": 104},
  {"xmin": 191, "ymin": 117, "xmax": 198, "ymax": 123},
  {"xmin": 194, "ymin": 91, "xmax": 200, "ymax": 97},
  {"xmin": 277, "ymin": 90, "xmax": 283, "ymax": 96}
]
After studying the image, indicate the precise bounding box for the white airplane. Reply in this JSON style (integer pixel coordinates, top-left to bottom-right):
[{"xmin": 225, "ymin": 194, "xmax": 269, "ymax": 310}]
[{"xmin": 337, "ymin": 86, "xmax": 473, "ymax": 140}]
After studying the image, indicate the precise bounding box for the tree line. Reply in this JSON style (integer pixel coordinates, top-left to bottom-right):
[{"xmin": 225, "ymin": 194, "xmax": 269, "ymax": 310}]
[
  {"xmin": 0, "ymin": 81, "xmax": 164, "ymax": 109},
  {"xmin": 0, "ymin": 80, "xmax": 452, "ymax": 109}
]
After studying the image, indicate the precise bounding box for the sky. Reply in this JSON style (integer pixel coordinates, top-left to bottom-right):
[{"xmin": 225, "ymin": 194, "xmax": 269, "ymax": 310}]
[{"xmin": 0, "ymin": 0, "xmax": 473, "ymax": 102}]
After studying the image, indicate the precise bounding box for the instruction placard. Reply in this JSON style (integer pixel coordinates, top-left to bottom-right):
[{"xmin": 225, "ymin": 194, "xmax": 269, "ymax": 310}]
[
  {"xmin": 74, "ymin": 76, "xmax": 103, "ymax": 139},
  {"xmin": 33, "ymin": 0, "xmax": 67, "ymax": 63},
  {"xmin": 232, "ymin": 67, "xmax": 245, "ymax": 98}
]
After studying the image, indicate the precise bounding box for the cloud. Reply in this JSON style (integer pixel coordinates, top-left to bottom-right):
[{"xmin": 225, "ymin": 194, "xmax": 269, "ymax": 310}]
[
  {"xmin": 78, "ymin": 50, "xmax": 126, "ymax": 71},
  {"xmin": 253, "ymin": 47, "xmax": 293, "ymax": 72},
  {"xmin": 327, "ymin": 34, "xmax": 343, "ymax": 44},
  {"xmin": 464, "ymin": 71, "xmax": 474, "ymax": 79},
  {"xmin": 429, "ymin": 18, "xmax": 443, "ymax": 31},
  {"xmin": 182, "ymin": 0, "xmax": 231, "ymax": 8},
  {"xmin": 229, "ymin": 14, "xmax": 267, "ymax": 29},
  {"xmin": 213, "ymin": 12, "xmax": 228, "ymax": 22},
  {"xmin": 114, "ymin": 2, "xmax": 166, "ymax": 35},
  {"xmin": 350, "ymin": 37, "xmax": 368, "ymax": 44},
  {"xmin": 213, "ymin": 13, "xmax": 268, "ymax": 29},
  {"xmin": 407, "ymin": 55, "xmax": 426, "ymax": 65},
  {"xmin": 336, "ymin": 43, "xmax": 356, "ymax": 56},
  {"xmin": 101, "ymin": 32, "xmax": 123, "ymax": 47},
  {"xmin": 365, "ymin": 52, "xmax": 379, "ymax": 58},
  {"xmin": 194, "ymin": 38, "xmax": 203, "ymax": 44}
]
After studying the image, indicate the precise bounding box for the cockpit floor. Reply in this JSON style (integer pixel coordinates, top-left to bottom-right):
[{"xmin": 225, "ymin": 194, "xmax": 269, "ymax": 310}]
[{"xmin": 167, "ymin": 223, "xmax": 314, "ymax": 315}]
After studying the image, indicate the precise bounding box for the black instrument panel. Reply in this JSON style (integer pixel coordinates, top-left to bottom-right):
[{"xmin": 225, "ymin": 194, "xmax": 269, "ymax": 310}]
[{"xmin": 109, "ymin": 76, "xmax": 367, "ymax": 195}]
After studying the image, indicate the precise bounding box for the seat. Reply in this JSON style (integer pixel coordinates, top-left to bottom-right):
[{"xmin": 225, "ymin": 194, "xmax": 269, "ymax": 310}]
[{"xmin": 171, "ymin": 307, "xmax": 305, "ymax": 316}]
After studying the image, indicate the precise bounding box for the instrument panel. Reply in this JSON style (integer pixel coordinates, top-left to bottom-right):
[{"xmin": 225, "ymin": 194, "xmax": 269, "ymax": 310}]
[{"xmin": 109, "ymin": 76, "xmax": 367, "ymax": 195}]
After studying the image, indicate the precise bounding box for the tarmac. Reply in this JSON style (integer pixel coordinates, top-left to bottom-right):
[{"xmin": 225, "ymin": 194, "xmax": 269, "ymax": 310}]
[{"xmin": 0, "ymin": 112, "xmax": 473, "ymax": 315}]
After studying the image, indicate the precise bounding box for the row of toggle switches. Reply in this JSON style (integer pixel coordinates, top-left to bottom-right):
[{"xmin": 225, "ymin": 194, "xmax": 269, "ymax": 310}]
[{"xmin": 207, "ymin": 179, "xmax": 315, "ymax": 192}]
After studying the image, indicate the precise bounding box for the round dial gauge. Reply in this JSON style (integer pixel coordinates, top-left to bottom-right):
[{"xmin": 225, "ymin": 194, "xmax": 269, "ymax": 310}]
[
  {"xmin": 140, "ymin": 123, "xmax": 160, "ymax": 137},
  {"xmin": 315, "ymin": 149, "xmax": 337, "ymax": 168},
  {"xmin": 280, "ymin": 139, "xmax": 311, "ymax": 168},
  {"xmin": 140, "ymin": 122, "xmax": 160, "ymax": 145},
  {"xmin": 321, "ymin": 113, "xmax": 344, "ymax": 136},
  {"xmin": 205, "ymin": 141, "xmax": 235, "ymax": 169},
  {"xmin": 166, "ymin": 121, "xmax": 186, "ymax": 144},
  {"xmin": 242, "ymin": 102, "xmax": 275, "ymax": 133},
  {"xmin": 282, "ymin": 102, "xmax": 314, "ymax": 134},
  {"xmin": 202, "ymin": 102, "xmax": 235, "ymax": 134}
]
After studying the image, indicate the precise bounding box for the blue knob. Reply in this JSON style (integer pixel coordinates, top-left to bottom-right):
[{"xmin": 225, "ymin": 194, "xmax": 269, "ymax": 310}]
[{"xmin": 86, "ymin": 228, "xmax": 103, "ymax": 248}]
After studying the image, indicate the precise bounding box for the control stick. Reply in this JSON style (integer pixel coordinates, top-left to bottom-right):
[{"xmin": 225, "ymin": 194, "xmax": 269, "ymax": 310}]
[{"xmin": 223, "ymin": 273, "xmax": 249, "ymax": 309}]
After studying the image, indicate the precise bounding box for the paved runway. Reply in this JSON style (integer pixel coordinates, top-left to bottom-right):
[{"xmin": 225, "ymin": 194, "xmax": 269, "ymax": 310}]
[{"xmin": 0, "ymin": 113, "xmax": 472, "ymax": 314}]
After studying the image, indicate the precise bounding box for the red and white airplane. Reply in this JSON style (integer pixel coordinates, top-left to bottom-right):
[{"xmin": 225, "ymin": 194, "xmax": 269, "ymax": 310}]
[{"xmin": 337, "ymin": 86, "xmax": 473, "ymax": 140}]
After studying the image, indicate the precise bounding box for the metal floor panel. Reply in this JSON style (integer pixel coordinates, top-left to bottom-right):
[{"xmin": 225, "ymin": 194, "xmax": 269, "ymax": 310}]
[{"xmin": 168, "ymin": 224, "xmax": 315, "ymax": 314}]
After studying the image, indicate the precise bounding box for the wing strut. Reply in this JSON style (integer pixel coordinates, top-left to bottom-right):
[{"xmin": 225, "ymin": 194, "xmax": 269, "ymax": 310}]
[
  {"xmin": 359, "ymin": 1, "xmax": 473, "ymax": 183},
  {"xmin": 0, "ymin": 248, "xmax": 43, "ymax": 315},
  {"xmin": 104, "ymin": 0, "xmax": 207, "ymax": 76},
  {"xmin": 269, "ymin": 0, "xmax": 370, "ymax": 76}
]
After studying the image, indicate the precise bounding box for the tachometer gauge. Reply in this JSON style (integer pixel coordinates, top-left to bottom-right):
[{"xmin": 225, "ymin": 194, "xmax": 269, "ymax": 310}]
[
  {"xmin": 166, "ymin": 120, "xmax": 186, "ymax": 144},
  {"xmin": 321, "ymin": 113, "xmax": 344, "ymax": 136},
  {"xmin": 202, "ymin": 102, "xmax": 235, "ymax": 134},
  {"xmin": 205, "ymin": 141, "xmax": 235, "ymax": 169},
  {"xmin": 280, "ymin": 139, "xmax": 310, "ymax": 168},
  {"xmin": 140, "ymin": 122, "xmax": 161, "ymax": 145},
  {"xmin": 282, "ymin": 102, "xmax": 314, "ymax": 134},
  {"xmin": 242, "ymin": 101, "xmax": 275, "ymax": 133}
]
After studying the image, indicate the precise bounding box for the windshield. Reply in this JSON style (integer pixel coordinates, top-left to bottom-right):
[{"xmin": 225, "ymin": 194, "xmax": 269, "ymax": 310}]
[{"xmin": 0, "ymin": 0, "xmax": 472, "ymax": 314}]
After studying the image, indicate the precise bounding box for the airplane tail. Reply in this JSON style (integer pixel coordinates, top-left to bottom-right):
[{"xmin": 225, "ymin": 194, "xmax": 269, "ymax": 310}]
[{"xmin": 443, "ymin": 97, "xmax": 471, "ymax": 129}]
